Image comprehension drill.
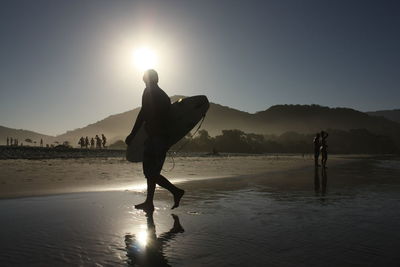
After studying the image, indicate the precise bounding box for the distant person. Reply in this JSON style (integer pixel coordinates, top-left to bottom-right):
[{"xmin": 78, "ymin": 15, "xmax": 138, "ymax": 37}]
[
  {"xmin": 95, "ymin": 135, "xmax": 102, "ymax": 149},
  {"xmin": 320, "ymin": 131, "xmax": 329, "ymax": 167},
  {"xmin": 101, "ymin": 134, "xmax": 107, "ymax": 148},
  {"xmin": 40, "ymin": 138, "xmax": 43, "ymax": 147},
  {"xmin": 125, "ymin": 69, "xmax": 184, "ymax": 212},
  {"xmin": 313, "ymin": 133, "xmax": 321, "ymax": 166},
  {"xmin": 78, "ymin": 137, "xmax": 85, "ymax": 148},
  {"xmin": 10, "ymin": 137, "xmax": 13, "ymax": 146},
  {"xmin": 85, "ymin": 136, "xmax": 89, "ymax": 149},
  {"xmin": 90, "ymin": 137, "xmax": 95, "ymax": 149},
  {"xmin": 6, "ymin": 137, "xmax": 9, "ymax": 146}
]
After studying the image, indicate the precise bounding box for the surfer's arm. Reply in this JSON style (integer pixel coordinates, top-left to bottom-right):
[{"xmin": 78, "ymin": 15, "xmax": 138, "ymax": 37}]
[{"xmin": 125, "ymin": 108, "xmax": 144, "ymax": 144}]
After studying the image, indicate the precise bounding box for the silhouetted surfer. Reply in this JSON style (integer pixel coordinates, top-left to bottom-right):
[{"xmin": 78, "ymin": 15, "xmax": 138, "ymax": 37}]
[
  {"xmin": 125, "ymin": 69, "xmax": 185, "ymax": 212},
  {"xmin": 313, "ymin": 133, "xmax": 321, "ymax": 166}
]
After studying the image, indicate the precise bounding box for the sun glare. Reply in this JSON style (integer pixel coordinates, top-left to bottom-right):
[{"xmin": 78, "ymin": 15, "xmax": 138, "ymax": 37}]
[
  {"xmin": 133, "ymin": 47, "xmax": 158, "ymax": 71},
  {"xmin": 137, "ymin": 230, "xmax": 148, "ymax": 247}
]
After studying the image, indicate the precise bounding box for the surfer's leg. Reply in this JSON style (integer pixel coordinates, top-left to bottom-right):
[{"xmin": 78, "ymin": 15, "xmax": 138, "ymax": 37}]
[
  {"xmin": 146, "ymin": 179, "xmax": 156, "ymax": 202},
  {"xmin": 134, "ymin": 179, "xmax": 156, "ymax": 211},
  {"xmin": 134, "ymin": 180, "xmax": 155, "ymax": 212},
  {"xmin": 150, "ymin": 148, "xmax": 184, "ymax": 209},
  {"xmin": 154, "ymin": 175, "xmax": 185, "ymax": 209},
  {"xmin": 135, "ymin": 141, "xmax": 157, "ymax": 211}
]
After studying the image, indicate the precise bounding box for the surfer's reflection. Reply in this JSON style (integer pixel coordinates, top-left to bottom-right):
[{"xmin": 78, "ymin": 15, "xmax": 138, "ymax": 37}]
[
  {"xmin": 314, "ymin": 167, "xmax": 328, "ymax": 197},
  {"xmin": 125, "ymin": 212, "xmax": 184, "ymax": 266}
]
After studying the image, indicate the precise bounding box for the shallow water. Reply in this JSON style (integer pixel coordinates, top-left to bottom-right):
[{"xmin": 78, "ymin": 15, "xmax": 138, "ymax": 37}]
[{"xmin": 0, "ymin": 158, "xmax": 399, "ymax": 266}]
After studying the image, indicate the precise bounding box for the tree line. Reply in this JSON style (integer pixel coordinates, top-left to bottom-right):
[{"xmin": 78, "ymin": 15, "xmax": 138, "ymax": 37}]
[{"xmin": 168, "ymin": 128, "xmax": 398, "ymax": 154}]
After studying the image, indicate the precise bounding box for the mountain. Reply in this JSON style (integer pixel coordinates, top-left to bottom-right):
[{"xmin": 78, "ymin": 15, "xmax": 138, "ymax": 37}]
[
  {"xmin": 367, "ymin": 109, "xmax": 400, "ymax": 124},
  {"xmin": 255, "ymin": 105, "xmax": 400, "ymax": 137},
  {"xmin": 54, "ymin": 95, "xmax": 262, "ymax": 144},
  {"xmin": 3, "ymin": 97, "xmax": 400, "ymax": 147},
  {"xmin": 55, "ymin": 108, "xmax": 140, "ymax": 145},
  {"xmin": 0, "ymin": 125, "xmax": 54, "ymax": 146},
  {"xmin": 54, "ymin": 97, "xmax": 400, "ymax": 147}
]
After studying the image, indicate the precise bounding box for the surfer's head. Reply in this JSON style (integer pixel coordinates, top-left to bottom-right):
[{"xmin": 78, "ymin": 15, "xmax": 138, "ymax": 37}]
[{"xmin": 143, "ymin": 69, "xmax": 159, "ymax": 86}]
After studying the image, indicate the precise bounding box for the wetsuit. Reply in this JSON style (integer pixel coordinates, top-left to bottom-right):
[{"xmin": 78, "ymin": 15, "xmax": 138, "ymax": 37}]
[{"xmin": 140, "ymin": 86, "xmax": 171, "ymax": 178}]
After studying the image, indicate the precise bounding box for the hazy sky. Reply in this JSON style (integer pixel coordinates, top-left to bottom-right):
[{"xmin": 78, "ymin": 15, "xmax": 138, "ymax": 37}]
[{"xmin": 1, "ymin": 0, "xmax": 399, "ymax": 135}]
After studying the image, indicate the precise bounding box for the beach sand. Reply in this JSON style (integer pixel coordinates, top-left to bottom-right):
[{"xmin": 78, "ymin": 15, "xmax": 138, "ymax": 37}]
[
  {"xmin": 0, "ymin": 155, "xmax": 399, "ymax": 266},
  {"xmin": 0, "ymin": 154, "xmax": 331, "ymax": 199}
]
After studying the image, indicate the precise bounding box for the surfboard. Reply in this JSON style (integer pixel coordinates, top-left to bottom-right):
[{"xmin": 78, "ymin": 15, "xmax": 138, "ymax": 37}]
[{"xmin": 126, "ymin": 95, "xmax": 210, "ymax": 162}]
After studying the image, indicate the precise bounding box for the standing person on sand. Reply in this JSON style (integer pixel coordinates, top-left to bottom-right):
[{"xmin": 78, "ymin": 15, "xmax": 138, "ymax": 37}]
[
  {"xmin": 313, "ymin": 133, "xmax": 321, "ymax": 167},
  {"xmin": 320, "ymin": 131, "xmax": 329, "ymax": 167},
  {"xmin": 101, "ymin": 134, "xmax": 107, "ymax": 148},
  {"xmin": 125, "ymin": 69, "xmax": 184, "ymax": 212},
  {"xmin": 78, "ymin": 137, "xmax": 85, "ymax": 148},
  {"xmin": 85, "ymin": 136, "xmax": 89, "ymax": 149},
  {"xmin": 95, "ymin": 135, "xmax": 102, "ymax": 149}
]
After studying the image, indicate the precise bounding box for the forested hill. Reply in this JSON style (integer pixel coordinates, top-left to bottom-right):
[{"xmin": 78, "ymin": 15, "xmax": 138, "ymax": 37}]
[
  {"xmin": 2, "ymin": 98, "xmax": 400, "ymax": 147},
  {"xmin": 367, "ymin": 109, "xmax": 400, "ymax": 124},
  {"xmin": 55, "ymin": 100, "xmax": 400, "ymax": 146},
  {"xmin": 254, "ymin": 105, "xmax": 400, "ymax": 138}
]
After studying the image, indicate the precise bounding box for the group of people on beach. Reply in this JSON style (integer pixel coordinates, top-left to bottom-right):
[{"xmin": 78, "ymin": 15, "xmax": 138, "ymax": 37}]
[
  {"xmin": 6, "ymin": 137, "xmax": 20, "ymax": 147},
  {"xmin": 313, "ymin": 131, "xmax": 329, "ymax": 167},
  {"xmin": 78, "ymin": 134, "xmax": 107, "ymax": 149},
  {"xmin": 5, "ymin": 137, "xmax": 44, "ymax": 147}
]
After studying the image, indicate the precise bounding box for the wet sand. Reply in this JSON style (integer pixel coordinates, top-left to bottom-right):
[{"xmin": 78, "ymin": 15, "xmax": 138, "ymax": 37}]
[
  {"xmin": 0, "ymin": 154, "xmax": 334, "ymax": 198},
  {"xmin": 0, "ymin": 156, "xmax": 399, "ymax": 266}
]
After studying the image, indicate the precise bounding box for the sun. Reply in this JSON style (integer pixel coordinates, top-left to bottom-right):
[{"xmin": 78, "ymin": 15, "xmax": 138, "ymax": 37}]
[{"xmin": 133, "ymin": 47, "xmax": 158, "ymax": 71}]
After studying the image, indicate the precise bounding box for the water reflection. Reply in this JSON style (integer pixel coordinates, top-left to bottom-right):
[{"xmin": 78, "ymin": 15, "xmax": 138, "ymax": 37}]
[
  {"xmin": 125, "ymin": 211, "xmax": 184, "ymax": 266},
  {"xmin": 314, "ymin": 167, "xmax": 328, "ymax": 197},
  {"xmin": 321, "ymin": 168, "xmax": 327, "ymax": 196}
]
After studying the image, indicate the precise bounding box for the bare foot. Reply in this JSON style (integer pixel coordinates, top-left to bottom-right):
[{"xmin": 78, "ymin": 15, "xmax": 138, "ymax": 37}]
[
  {"xmin": 134, "ymin": 202, "xmax": 154, "ymax": 212},
  {"xmin": 171, "ymin": 189, "xmax": 185, "ymax": 209}
]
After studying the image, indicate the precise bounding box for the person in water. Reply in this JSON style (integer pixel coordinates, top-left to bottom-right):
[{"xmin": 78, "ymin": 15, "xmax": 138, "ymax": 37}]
[
  {"xmin": 125, "ymin": 69, "xmax": 185, "ymax": 212},
  {"xmin": 320, "ymin": 131, "xmax": 329, "ymax": 167},
  {"xmin": 313, "ymin": 133, "xmax": 321, "ymax": 167}
]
